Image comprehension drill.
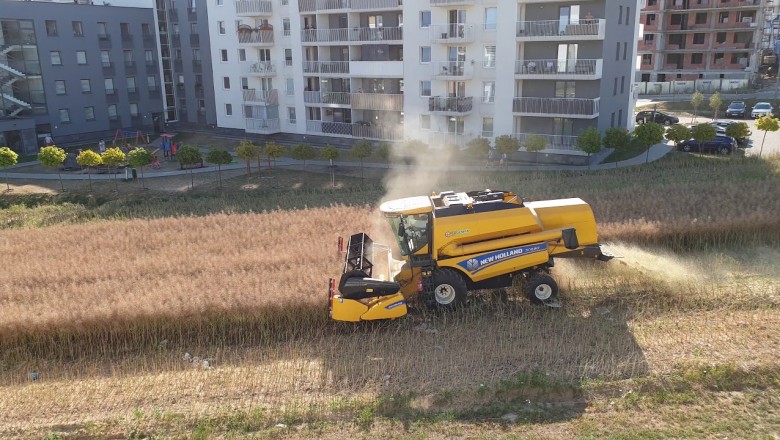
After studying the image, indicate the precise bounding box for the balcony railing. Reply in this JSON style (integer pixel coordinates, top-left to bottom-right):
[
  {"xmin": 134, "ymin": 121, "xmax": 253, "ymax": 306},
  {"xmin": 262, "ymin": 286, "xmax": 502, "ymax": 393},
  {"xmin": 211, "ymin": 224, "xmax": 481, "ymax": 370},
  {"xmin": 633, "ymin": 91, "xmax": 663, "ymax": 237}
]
[
  {"xmin": 512, "ymin": 97, "xmax": 600, "ymax": 118},
  {"xmin": 246, "ymin": 117, "xmax": 280, "ymax": 133},
  {"xmin": 350, "ymin": 92, "xmax": 403, "ymax": 111},
  {"xmin": 431, "ymin": 61, "xmax": 473, "ymax": 79},
  {"xmin": 430, "ymin": 24, "xmax": 475, "ymax": 43},
  {"xmin": 428, "ymin": 96, "xmax": 473, "ymax": 113},
  {"xmin": 516, "ymin": 19, "xmax": 604, "ymax": 39},
  {"xmin": 243, "ymin": 88, "xmax": 279, "ymax": 104},
  {"xmin": 298, "ymin": 0, "xmax": 401, "ymax": 12},
  {"xmin": 235, "ymin": 0, "xmax": 273, "ymax": 15},
  {"xmin": 306, "ymin": 119, "xmax": 403, "ymax": 140},
  {"xmin": 430, "ymin": 0, "xmax": 475, "ymax": 5},
  {"xmin": 427, "ymin": 131, "xmax": 472, "ymax": 149},
  {"xmin": 514, "ymin": 59, "xmax": 602, "ymax": 78},
  {"xmin": 244, "ymin": 60, "xmax": 276, "ymax": 75},
  {"xmin": 302, "ymin": 60, "xmax": 349, "ymax": 74},
  {"xmin": 513, "ymin": 133, "xmax": 579, "ymax": 152},
  {"xmin": 237, "ymin": 29, "xmax": 274, "ymax": 45},
  {"xmin": 301, "ymin": 26, "xmax": 402, "ymax": 43}
]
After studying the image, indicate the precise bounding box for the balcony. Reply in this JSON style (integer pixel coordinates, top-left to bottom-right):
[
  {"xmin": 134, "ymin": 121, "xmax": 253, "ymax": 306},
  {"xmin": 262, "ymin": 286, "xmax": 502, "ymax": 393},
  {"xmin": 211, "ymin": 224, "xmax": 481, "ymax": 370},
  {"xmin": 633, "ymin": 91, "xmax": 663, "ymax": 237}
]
[
  {"xmin": 349, "ymin": 60, "xmax": 402, "ymax": 77},
  {"xmin": 192, "ymin": 59, "xmax": 202, "ymax": 72},
  {"xmin": 350, "ymin": 92, "xmax": 403, "ymax": 111},
  {"xmin": 246, "ymin": 117, "xmax": 280, "ymax": 134},
  {"xmin": 302, "ymin": 90, "xmax": 351, "ymax": 105},
  {"xmin": 301, "ymin": 26, "xmax": 402, "ymax": 43},
  {"xmin": 101, "ymin": 61, "xmax": 114, "ymax": 75},
  {"xmin": 187, "ymin": 7, "xmax": 198, "ymax": 21},
  {"xmin": 431, "ymin": 61, "xmax": 473, "ymax": 79},
  {"xmin": 428, "ymin": 96, "xmax": 473, "ymax": 114},
  {"xmin": 512, "ymin": 97, "xmax": 600, "ymax": 119},
  {"xmin": 235, "ymin": 0, "xmax": 272, "ymax": 15},
  {"xmin": 124, "ymin": 61, "xmax": 136, "ymax": 74},
  {"xmin": 302, "ymin": 60, "xmax": 349, "ymax": 74},
  {"xmin": 513, "ymin": 133, "xmax": 580, "ymax": 153},
  {"xmin": 190, "ymin": 33, "xmax": 200, "ymax": 46},
  {"xmin": 514, "ymin": 59, "xmax": 603, "ymax": 80},
  {"xmin": 516, "ymin": 19, "xmax": 605, "ymax": 41},
  {"xmin": 171, "ymin": 34, "xmax": 181, "ymax": 47},
  {"xmin": 243, "ymin": 61, "xmax": 276, "ymax": 76},
  {"xmin": 430, "ymin": 0, "xmax": 475, "ymax": 5},
  {"xmin": 243, "ymin": 88, "xmax": 279, "ymax": 105},
  {"xmin": 237, "ymin": 29, "xmax": 274, "ymax": 45},
  {"xmin": 297, "ymin": 0, "xmax": 401, "ymax": 12},
  {"xmin": 305, "ymin": 120, "xmax": 403, "ymax": 140},
  {"xmin": 430, "ymin": 24, "xmax": 476, "ymax": 44}
]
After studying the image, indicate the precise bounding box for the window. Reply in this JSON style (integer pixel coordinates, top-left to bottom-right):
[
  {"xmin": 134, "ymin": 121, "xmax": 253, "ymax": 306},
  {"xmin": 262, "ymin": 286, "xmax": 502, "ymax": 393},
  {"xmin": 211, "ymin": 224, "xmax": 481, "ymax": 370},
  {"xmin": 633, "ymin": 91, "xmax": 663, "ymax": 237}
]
[
  {"xmin": 695, "ymin": 13, "xmax": 707, "ymax": 25},
  {"xmin": 105, "ymin": 78, "xmax": 115, "ymax": 94},
  {"xmin": 218, "ymin": 21, "xmax": 225, "ymax": 35},
  {"xmin": 626, "ymin": 7, "xmax": 631, "ymax": 25},
  {"xmin": 288, "ymin": 107, "xmax": 296, "ymax": 123},
  {"xmin": 691, "ymin": 53, "xmax": 703, "ymax": 64},
  {"xmin": 76, "ymin": 51, "xmax": 87, "ymax": 65},
  {"xmin": 693, "ymin": 33, "xmax": 704, "ymax": 45},
  {"xmin": 283, "ymin": 18, "xmax": 291, "ymax": 36},
  {"xmin": 618, "ymin": 109, "xmax": 623, "ymax": 126},
  {"xmin": 644, "ymin": 34, "xmax": 654, "ymax": 45},
  {"xmin": 285, "ymin": 49, "xmax": 293, "ymax": 66},
  {"xmin": 670, "ymin": 14, "xmax": 682, "ymax": 25},
  {"xmin": 716, "ymin": 32, "xmax": 727, "ymax": 43},
  {"xmin": 142, "ymin": 23, "xmax": 152, "ymax": 36},
  {"xmin": 482, "ymin": 81, "xmax": 495, "ymax": 103},
  {"xmin": 238, "ymin": 48, "xmax": 246, "ymax": 61},
  {"xmin": 81, "ymin": 79, "xmax": 91, "ymax": 92},
  {"xmin": 642, "ymin": 54, "xmax": 652, "ymax": 65},
  {"xmin": 193, "ymin": 49, "xmax": 201, "ymax": 60},
  {"xmin": 615, "ymin": 42, "xmax": 620, "ymax": 61},
  {"xmin": 55, "ymin": 80, "xmax": 66, "ymax": 95},
  {"xmin": 483, "ymin": 45, "xmax": 496, "ymax": 68},
  {"xmin": 623, "ymin": 42, "xmax": 627, "ymax": 60},
  {"xmin": 611, "ymin": 112, "xmax": 615, "ymax": 128},
  {"xmin": 241, "ymin": 77, "xmax": 249, "ymax": 90},
  {"xmin": 482, "ymin": 117, "xmax": 494, "ymax": 138},
  {"xmin": 221, "ymin": 49, "xmax": 228, "ymax": 62},
  {"xmin": 719, "ymin": 12, "xmax": 729, "ymax": 23},
  {"xmin": 714, "ymin": 52, "xmax": 724, "ymax": 63},
  {"xmin": 108, "ymin": 104, "xmax": 118, "ymax": 119},
  {"xmin": 97, "ymin": 21, "xmax": 108, "ymax": 38},
  {"xmin": 646, "ymin": 14, "xmax": 656, "ymax": 26},
  {"xmin": 484, "ymin": 7, "xmax": 497, "ymax": 31},
  {"xmin": 72, "ymin": 21, "xmax": 83, "ymax": 37},
  {"xmin": 120, "ymin": 23, "xmax": 130, "ymax": 36},
  {"xmin": 145, "ymin": 50, "xmax": 154, "ymax": 65},
  {"xmin": 286, "ymin": 78, "xmax": 294, "ymax": 95},
  {"xmin": 147, "ymin": 76, "xmax": 156, "ymax": 90},
  {"xmin": 368, "ymin": 15, "xmax": 383, "ymax": 28},
  {"xmin": 620, "ymin": 76, "xmax": 625, "ymax": 94},
  {"xmin": 46, "ymin": 20, "xmax": 58, "ymax": 36},
  {"xmin": 613, "ymin": 77, "xmax": 618, "ymax": 95},
  {"xmin": 420, "ymin": 80, "xmax": 431, "ymax": 96},
  {"xmin": 225, "ymin": 103, "xmax": 233, "ymax": 116},
  {"xmin": 177, "ymin": 74, "xmax": 184, "ymax": 86},
  {"xmin": 101, "ymin": 50, "xmax": 111, "ymax": 66},
  {"xmin": 555, "ymin": 81, "xmax": 575, "ymax": 98},
  {"xmin": 217, "ymin": 0, "xmax": 223, "ymax": 4},
  {"xmin": 420, "ymin": 11, "xmax": 431, "ymax": 28},
  {"xmin": 130, "ymin": 103, "xmax": 139, "ymax": 117},
  {"xmin": 127, "ymin": 77, "xmax": 136, "ymax": 93},
  {"xmin": 619, "ymin": 6, "xmax": 623, "ymax": 25},
  {"xmin": 84, "ymin": 106, "xmax": 95, "ymax": 121},
  {"xmin": 50, "ymin": 51, "xmax": 62, "ymax": 66},
  {"xmin": 420, "ymin": 46, "xmax": 431, "ymax": 63},
  {"xmin": 59, "ymin": 109, "xmax": 70, "ymax": 123},
  {"xmin": 190, "ymin": 23, "xmax": 199, "ymax": 34},
  {"xmin": 223, "ymin": 76, "xmax": 230, "ymax": 89},
  {"xmin": 415, "ymin": 114, "xmax": 430, "ymax": 130}
]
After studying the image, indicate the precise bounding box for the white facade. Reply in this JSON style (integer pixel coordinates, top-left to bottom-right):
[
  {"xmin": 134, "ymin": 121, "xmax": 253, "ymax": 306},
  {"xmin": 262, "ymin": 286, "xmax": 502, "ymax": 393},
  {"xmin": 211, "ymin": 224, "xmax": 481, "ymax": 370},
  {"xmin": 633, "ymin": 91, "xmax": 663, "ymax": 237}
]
[{"xmin": 209, "ymin": 0, "xmax": 637, "ymax": 154}]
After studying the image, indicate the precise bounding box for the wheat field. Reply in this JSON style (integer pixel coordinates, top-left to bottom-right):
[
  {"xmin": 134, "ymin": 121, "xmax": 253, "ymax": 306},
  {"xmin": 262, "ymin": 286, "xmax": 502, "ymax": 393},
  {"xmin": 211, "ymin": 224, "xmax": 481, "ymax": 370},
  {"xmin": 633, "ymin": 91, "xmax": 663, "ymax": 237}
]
[{"xmin": 1, "ymin": 154, "xmax": 780, "ymax": 438}]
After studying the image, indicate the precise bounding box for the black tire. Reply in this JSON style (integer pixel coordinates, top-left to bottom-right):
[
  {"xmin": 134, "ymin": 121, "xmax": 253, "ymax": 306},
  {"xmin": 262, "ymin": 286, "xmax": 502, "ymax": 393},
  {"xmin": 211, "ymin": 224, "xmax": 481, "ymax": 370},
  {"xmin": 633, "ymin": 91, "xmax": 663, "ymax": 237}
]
[
  {"xmin": 682, "ymin": 144, "xmax": 693, "ymax": 152},
  {"xmin": 428, "ymin": 268, "xmax": 468, "ymax": 310},
  {"xmin": 719, "ymin": 146, "xmax": 731, "ymax": 155},
  {"xmin": 525, "ymin": 274, "xmax": 559, "ymax": 305},
  {"xmin": 664, "ymin": 119, "xmax": 672, "ymax": 126}
]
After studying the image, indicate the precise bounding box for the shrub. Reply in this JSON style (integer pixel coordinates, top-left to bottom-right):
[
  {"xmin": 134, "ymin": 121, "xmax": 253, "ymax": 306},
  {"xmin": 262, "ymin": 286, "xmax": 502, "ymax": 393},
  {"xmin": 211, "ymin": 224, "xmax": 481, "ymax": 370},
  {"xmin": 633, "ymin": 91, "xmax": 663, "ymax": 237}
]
[
  {"xmin": 206, "ymin": 148, "xmax": 233, "ymax": 188},
  {"xmin": 235, "ymin": 139, "xmax": 259, "ymax": 175},
  {"xmin": 38, "ymin": 146, "xmax": 67, "ymax": 191},
  {"xmin": 0, "ymin": 146, "xmax": 18, "ymax": 191},
  {"xmin": 289, "ymin": 143, "xmax": 317, "ymax": 169}
]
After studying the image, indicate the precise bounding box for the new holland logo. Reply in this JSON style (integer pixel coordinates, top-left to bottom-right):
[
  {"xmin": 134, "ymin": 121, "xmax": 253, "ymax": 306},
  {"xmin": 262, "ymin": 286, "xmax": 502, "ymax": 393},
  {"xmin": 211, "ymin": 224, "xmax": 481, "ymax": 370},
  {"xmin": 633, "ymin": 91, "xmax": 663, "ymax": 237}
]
[
  {"xmin": 457, "ymin": 243, "xmax": 547, "ymax": 274},
  {"xmin": 466, "ymin": 258, "xmax": 480, "ymax": 271}
]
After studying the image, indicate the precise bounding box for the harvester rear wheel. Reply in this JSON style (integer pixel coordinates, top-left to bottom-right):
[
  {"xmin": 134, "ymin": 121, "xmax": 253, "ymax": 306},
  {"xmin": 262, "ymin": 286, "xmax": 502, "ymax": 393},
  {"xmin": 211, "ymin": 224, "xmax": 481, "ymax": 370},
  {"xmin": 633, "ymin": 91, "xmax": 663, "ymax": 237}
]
[
  {"xmin": 429, "ymin": 269, "xmax": 468, "ymax": 310},
  {"xmin": 525, "ymin": 274, "xmax": 558, "ymax": 306}
]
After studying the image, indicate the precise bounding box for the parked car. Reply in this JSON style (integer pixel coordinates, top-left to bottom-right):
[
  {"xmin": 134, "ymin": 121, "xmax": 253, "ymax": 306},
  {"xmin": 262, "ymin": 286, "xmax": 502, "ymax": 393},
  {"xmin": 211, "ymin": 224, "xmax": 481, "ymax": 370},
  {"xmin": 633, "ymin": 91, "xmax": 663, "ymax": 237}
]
[
  {"xmin": 710, "ymin": 120, "xmax": 751, "ymax": 147},
  {"xmin": 725, "ymin": 101, "xmax": 746, "ymax": 118},
  {"xmin": 751, "ymin": 102, "xmax": 774, "ymax": 118},
  {"xmin": 677, "ymin": 135, "xmax": 737, "ymax": 155},
  {"xmin": 635, "ymin": 110, "xmax": 679, "ymax": 125}
]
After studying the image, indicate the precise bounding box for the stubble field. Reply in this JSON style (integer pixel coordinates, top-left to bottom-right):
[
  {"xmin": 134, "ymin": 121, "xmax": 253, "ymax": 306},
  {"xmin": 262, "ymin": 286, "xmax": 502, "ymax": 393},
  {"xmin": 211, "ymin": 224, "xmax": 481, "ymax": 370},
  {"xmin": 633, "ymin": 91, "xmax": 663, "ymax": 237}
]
[{"xmin": 1, "ymin": 153, "xmax": 779, "ymax": 439}]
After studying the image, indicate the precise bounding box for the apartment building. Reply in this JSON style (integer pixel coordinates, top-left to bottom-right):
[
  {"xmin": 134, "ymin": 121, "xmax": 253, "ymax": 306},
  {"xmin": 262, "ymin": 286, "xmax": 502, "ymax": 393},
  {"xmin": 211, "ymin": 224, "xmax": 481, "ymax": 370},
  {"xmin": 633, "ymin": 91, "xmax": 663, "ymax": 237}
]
[
  {"xmin": 210, "ymin": 0, "xmax": 639, "ymax": 160},
  {"xmin": 0, "ymin": 0, "xmax": 166, "ymax": 155},
  {"xmin": 637, "ymin": 0, "xmax": 767, "ymax": 83}
]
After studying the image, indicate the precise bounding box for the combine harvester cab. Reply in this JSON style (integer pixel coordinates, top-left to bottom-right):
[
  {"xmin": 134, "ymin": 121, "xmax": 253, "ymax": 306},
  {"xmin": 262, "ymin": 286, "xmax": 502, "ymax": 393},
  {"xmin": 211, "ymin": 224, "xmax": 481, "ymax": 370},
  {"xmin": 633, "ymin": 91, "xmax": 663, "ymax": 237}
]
[{"xmin": 329, "ymin": 189, "xmax": 612, "ymax": 322}]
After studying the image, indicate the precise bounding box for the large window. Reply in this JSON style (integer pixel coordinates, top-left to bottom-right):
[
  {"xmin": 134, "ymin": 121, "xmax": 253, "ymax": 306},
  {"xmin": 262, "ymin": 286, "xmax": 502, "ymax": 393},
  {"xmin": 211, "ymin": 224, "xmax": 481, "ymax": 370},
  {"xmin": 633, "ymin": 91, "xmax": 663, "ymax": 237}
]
[
  {"xmin": 108, "ymin": 104, "xmax": 118, "ymax": 119},
  {"xmin": 288, "ymin": 107, "xmax": 296, "ymax": 123},
  {"xmin": 484, "ymin": 7, "xmax": 497, "ymax": 31},
  {"xmin": 72, "ymin": 21, "xmax": 83, "ymax": 37},
  {"xmin": 225, "ymin": 103, "xmax": 233, "ymax": 116},
  {"xmin": 420, "ymin": 80, "xmax": 431, "ymax": 97},
  {"xmin": 129, "ymin": 103, "xmax": 139, "ymax": 117},
  {"xmin": 55, "ymin": 80, "xmax": 66, "ymax": 95},
  {"xmin": 84, "ymin": 106, "xmax": 95, "ymax": 121},
  {"xmin": 104, "ymin": 78, "xmax": 115, "ymax": 94},
  {"xmin": 80, "ymin": 79, "xmax": 91, "ymax": 92},
  {"xmin": 76, "ymin": 51, "xmax": 87, "ymax": 65},
  {"xmin": 482, "ymin": 117, "xmax": 494, "ymax": 138},
  {"xmin": 483, "ymin": 46, "xmax": 496, "ymax": 68},
  {"xmin": 127, "ymin": 76, "xmax": 136, "ymax": 93},
  {"xmin": 46, "ymin": 20, "xmax": 58, "ymax": 36},
  {"xmin": 420, "ymin": 11, "xmax": 431, "ymax": 28},
  {"xmin": 420, "ymin": 46, "xmax": 431, "ymax": 63},
  {"xmin": 147, "ymin": 75, "xmax": 156, "ymax": 91},
  {"xmin": 50, "ymin": 51, "xmax": 62, "ymax": 66},
  {"xmin": 555, "ymin": 81, "xmax": 575, "ymax": 98},
  {"xmin": 59, "ymin": 108, "xmax": 70, "ymax": 123},
  {"xmin": 482, "ymin": 81, "xmax": 495, "ymax": 103}
]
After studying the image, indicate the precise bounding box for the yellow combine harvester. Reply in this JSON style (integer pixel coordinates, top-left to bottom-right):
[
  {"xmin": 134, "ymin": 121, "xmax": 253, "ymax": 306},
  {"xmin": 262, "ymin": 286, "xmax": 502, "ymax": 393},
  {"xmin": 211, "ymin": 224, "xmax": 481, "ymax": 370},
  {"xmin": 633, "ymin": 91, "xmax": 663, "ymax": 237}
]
[{"xmin": 328, "ymin": 189, "xmax": 612, "ymax": 322}]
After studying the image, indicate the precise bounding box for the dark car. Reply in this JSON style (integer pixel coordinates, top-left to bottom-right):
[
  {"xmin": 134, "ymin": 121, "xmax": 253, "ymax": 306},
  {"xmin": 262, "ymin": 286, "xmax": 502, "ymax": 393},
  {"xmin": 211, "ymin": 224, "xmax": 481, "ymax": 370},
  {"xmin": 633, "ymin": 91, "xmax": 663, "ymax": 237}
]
[
  {"xmin": 635, "ymin": 110, "xmax": 679, "ymax": 125},
  {"xmin": 710, "ymin": 120, "xmax": 751, "ymax": 147},
  {"xmin": 725, "ymin": 101, "xmax": 746, "ymax": 118},
  {"xmin": 677, "ymin": 135, "xmax": 737, "ymax": 155}
]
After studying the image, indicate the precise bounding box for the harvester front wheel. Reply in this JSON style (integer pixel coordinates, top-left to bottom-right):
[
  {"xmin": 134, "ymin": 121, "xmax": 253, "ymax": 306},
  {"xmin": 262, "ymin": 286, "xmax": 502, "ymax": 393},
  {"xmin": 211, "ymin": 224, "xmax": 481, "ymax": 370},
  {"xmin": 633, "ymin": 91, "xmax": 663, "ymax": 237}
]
[
  {"xmin": 429, "ymin": 269, "xmax": 468, "ymax": 310},
  {"xmin": 525, "ymin": 274, "xmax": 559, "ymax": 306}
]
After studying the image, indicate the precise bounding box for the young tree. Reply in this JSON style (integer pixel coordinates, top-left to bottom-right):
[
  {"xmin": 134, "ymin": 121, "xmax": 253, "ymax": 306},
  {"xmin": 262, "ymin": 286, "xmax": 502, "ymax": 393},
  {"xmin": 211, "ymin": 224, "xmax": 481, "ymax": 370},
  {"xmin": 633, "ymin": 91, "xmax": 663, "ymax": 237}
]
[
  {"xmin": 289, "ymin": 143, "xmax": 317, "ymax": 170},
  {"xmin": 691, "ymin": 90, "xmax": 704, "ymax": 123},
  {"xmin": 128, "ymin": 147, "xmax": 153, "ymax": 189},
  {"xmin": 690, "ymin": 123, "xmax": 717, "ymax": 153},
  {"xmin": 77, "ymin": 149, "xmax": 102, "ymax": 191},
  {"xmin": 709, "ymin": 91, "xmax": 723, "ymax": 120},
  {"xmin": 235, "ymin": 139, "xmax": 259, "ymax": 176},
  {"xmin": 351, "ymin": 139, "xmax": 373, "ymax": 182},
  {"xmin": 263, "ymin": 141, "xmax": 285, "ymax": 170},
  {"xmin": 374, "ymin": 143, "xmax": 390, "ymax": 162},
  {"xmin": 206, "ymin": 148, "xmax": 233, "ymax": 189},
  {"xmin": 101, "ymin": 147, "xmax": 126, "ymax": 192},
  {"xmin": 176, "ymin": 145, "xmax": 202, "ymax": 190},
  {"xmin": 466, "ymin": 137, "xmax": 491, "ymax": 160},
  {"xmin": 755, "ymin": 115, "xmax": 780, "ymax": 157},
  {"xmin": 321, "ymin": 145, "xmax": 339, "ymax": 188},
  {"xmin": 725, "ymin": 122, "xmax": 751, "ymax": 148},
  {"xmin": 0, "ymin": 146, "xmax": 18, "ymax": 191},
  {"xmin": 494, "ymin": 135, "xmax": 520, "ymax": 159},
  {"xmin": 38, "ymin": 146, "xmax": 67, "ymax": 192},
  {"xmin": 576, "ymin": 127, "xmax": 602, "ymax": 170},
  {"xmin": 524, "ymin": 135, "xmax": 547, "ymax": 166},
  {"xmin": 665, "ymin": 124, "xmax": 691, "ymax": 146},
  {"xmin": 602, "ymin": 128, "xmax": 631, "ymax": 168},
  {"xmin": 633, "ymin": 122, "xmax": 665, "ymax": 164}
]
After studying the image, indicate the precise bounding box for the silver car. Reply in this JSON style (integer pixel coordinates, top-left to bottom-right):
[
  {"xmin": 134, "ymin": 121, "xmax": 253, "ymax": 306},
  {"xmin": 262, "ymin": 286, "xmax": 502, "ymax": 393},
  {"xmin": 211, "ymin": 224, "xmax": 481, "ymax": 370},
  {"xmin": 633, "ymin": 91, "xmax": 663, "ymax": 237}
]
[{"xmin": 751, "ymin": 102, "xmax": 774, "ymax": 118}]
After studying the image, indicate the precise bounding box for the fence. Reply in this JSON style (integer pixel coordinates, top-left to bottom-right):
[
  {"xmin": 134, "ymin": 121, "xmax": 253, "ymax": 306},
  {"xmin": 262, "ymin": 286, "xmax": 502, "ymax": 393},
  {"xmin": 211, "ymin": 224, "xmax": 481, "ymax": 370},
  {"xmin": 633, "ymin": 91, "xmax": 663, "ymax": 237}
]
[{"xmin": 638, "ymin": 79, "xmax": 751, "ymax": 95}]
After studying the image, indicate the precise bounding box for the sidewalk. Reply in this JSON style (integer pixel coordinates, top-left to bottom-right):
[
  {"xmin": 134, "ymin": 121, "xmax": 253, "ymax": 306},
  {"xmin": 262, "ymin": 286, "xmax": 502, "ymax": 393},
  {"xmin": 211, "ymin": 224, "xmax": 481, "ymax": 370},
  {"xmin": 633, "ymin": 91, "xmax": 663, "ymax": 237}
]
[{"xmin": 2, "ymin": 141, "xmax": 675, "ymax": 181}]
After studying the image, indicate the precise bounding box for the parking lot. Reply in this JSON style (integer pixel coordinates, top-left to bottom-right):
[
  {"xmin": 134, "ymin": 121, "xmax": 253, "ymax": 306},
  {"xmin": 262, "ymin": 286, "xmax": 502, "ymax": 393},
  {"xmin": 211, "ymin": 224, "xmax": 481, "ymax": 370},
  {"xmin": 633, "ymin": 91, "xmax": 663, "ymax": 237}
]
[{"xmin": 698, "ymin": 116, "xmax": 780, "ymax": 157}]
